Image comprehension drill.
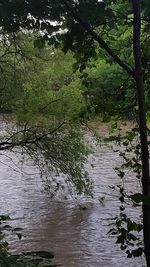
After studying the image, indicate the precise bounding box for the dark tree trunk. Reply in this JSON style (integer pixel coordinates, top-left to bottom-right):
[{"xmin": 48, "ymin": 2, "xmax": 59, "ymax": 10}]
[
  {"xmin": 64, "ymin": 0, "xmax": 150, "ymax": 264},
  {"xmin": 132, "ymin": 1, "xmax": 150, "ymax": 266}
]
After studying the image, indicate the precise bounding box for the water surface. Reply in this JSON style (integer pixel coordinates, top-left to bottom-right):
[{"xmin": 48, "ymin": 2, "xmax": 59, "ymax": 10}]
[{"xmin": 0, "ymin": 136, "xmax": 145, "ymax": 267}]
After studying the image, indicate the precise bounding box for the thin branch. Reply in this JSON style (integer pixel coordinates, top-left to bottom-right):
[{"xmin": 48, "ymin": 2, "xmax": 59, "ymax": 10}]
[
  {"xmin": 62, "ymin": 0, "xmax": 134, "ymax": 77},
  {"xmin": 0, "ymin": 121, "xmax": 66, "ymax": 151},
  {"xmin": 38, "ymin": 98, "xmax": 63, "ymax": 112}
]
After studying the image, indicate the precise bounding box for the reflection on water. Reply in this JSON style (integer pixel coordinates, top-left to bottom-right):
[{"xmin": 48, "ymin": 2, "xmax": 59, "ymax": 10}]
[{"xmin": 0, "ymin": 136, "xmax": 145, "ymax": 267}]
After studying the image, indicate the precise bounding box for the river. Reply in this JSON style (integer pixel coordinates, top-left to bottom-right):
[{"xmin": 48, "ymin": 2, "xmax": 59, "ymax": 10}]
[{"xmin": 0, "ymin": 134, "xmax": 145, "ymax": 267}]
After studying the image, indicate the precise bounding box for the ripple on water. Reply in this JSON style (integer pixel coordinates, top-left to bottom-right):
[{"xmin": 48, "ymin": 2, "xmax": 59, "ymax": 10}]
[{"xmin": 0, "ymin": 136, "xmax": 145, "ymax": 267}]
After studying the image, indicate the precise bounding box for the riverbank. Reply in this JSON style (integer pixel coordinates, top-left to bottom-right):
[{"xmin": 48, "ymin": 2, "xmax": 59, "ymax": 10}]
[
  {"xmin": 87, "ymin": 119, "xmax": 135, "ymax": 139},
  {"xmin": 87, "ymin": 117, "xmax": 150, "ymax": 139}
]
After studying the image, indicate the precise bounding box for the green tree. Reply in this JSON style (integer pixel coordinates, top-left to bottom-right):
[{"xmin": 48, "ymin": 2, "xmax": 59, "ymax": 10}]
[
  {"xmin": 81, "ymin": 59, "xmax": 135, "ymax": 119},
  {"xmin": 0, "ymin": 32, "xmax": 93, "ymax": 196},
  {"xmin": 0, "ymin": 0, "xmax": 150, "ymax": 265}
]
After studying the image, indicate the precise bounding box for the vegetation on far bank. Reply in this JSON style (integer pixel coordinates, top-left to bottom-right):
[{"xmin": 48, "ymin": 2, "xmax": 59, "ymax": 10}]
[{"xmin": 1, "ymin": 0, "xmax": 150, "ymax": 266}]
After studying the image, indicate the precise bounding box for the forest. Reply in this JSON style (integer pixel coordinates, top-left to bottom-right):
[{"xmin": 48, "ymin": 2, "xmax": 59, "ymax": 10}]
[{"xmin": 0, "ymin": 0, "xmax": 150, "ymax": 266}]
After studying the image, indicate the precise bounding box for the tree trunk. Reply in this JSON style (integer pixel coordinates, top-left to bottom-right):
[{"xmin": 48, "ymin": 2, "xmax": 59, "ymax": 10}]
[
  {"xmin": 132, "ymin": 1, "xmax": 150, "ymax": 266},
  {"xmin": 64, "ymin": 0, "xmax": 150, "ymax": 263}
]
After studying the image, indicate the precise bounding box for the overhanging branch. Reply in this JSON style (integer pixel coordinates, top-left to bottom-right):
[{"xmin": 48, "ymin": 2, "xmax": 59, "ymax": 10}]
[
  {"xmin": 0, "ymin": 121, "xmax": 65, "ymax": 151},
  {"xmin": 63, "ymin": 0, "xmax": 134, "ymax": 77}
]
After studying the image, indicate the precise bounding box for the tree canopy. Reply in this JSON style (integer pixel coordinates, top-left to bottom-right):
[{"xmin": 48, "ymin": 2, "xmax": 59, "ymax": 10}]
[
  {"xmin": 1, "ymin": 1, "xmax": 150, "ymax": 265},
  {"xmin": 0, "ymin": 1, "xmax": 150, "ymax": 70}
]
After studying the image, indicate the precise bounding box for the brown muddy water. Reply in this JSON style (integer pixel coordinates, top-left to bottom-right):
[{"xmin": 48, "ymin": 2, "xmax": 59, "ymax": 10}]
[{"xmin": 0, "ymin": 134, "xmax": 145, "ymax": 267}]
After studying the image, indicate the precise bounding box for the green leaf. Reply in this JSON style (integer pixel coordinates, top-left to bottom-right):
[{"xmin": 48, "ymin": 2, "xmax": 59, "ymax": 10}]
[
  {"xmin": 0, "ymin": 215, "xmax": 10, "ymax": 221},
  {"xmin": 34, "ymin": 38, "xmax": 45, "ymax": 49},
  {"xmin": 146, "ymin": 111, "xmax": 150, "ymax": 122},
  {"xmin": 132, "ymin": 247, "xmax": 143, "ymax": 257},
  {"xmin": 144, "ymin": 40, "xmax": 150, "ymax": 56},
  {"xmin": 129, "ymin": 193, "xmax": 143, "ymax": 203},
  {"xmin": 130, "ymin": 193, "xmax": 150, "ymax": 205},
  {"xmin": 116, "ymin": 235, "xmax": 124, "ymax": 244}
]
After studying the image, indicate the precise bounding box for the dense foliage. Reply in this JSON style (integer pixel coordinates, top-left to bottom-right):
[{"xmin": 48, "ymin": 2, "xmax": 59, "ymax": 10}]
[
  {"xmin": 0, "ymin": 0, "xmax": 150, "ymax": 266},
  {"xmin": 0, "ymin": 33, "xmax": 94, "ymax": 196}
]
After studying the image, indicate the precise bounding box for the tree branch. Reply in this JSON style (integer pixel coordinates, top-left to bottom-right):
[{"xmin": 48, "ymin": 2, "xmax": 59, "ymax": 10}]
[
  {"xmin": 0, "ymin": 121, "xmax": 66, "ymax": 151},
  {"xmin": 62, "ymin": 0, "xmax": 134, "ymax": 77}
]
